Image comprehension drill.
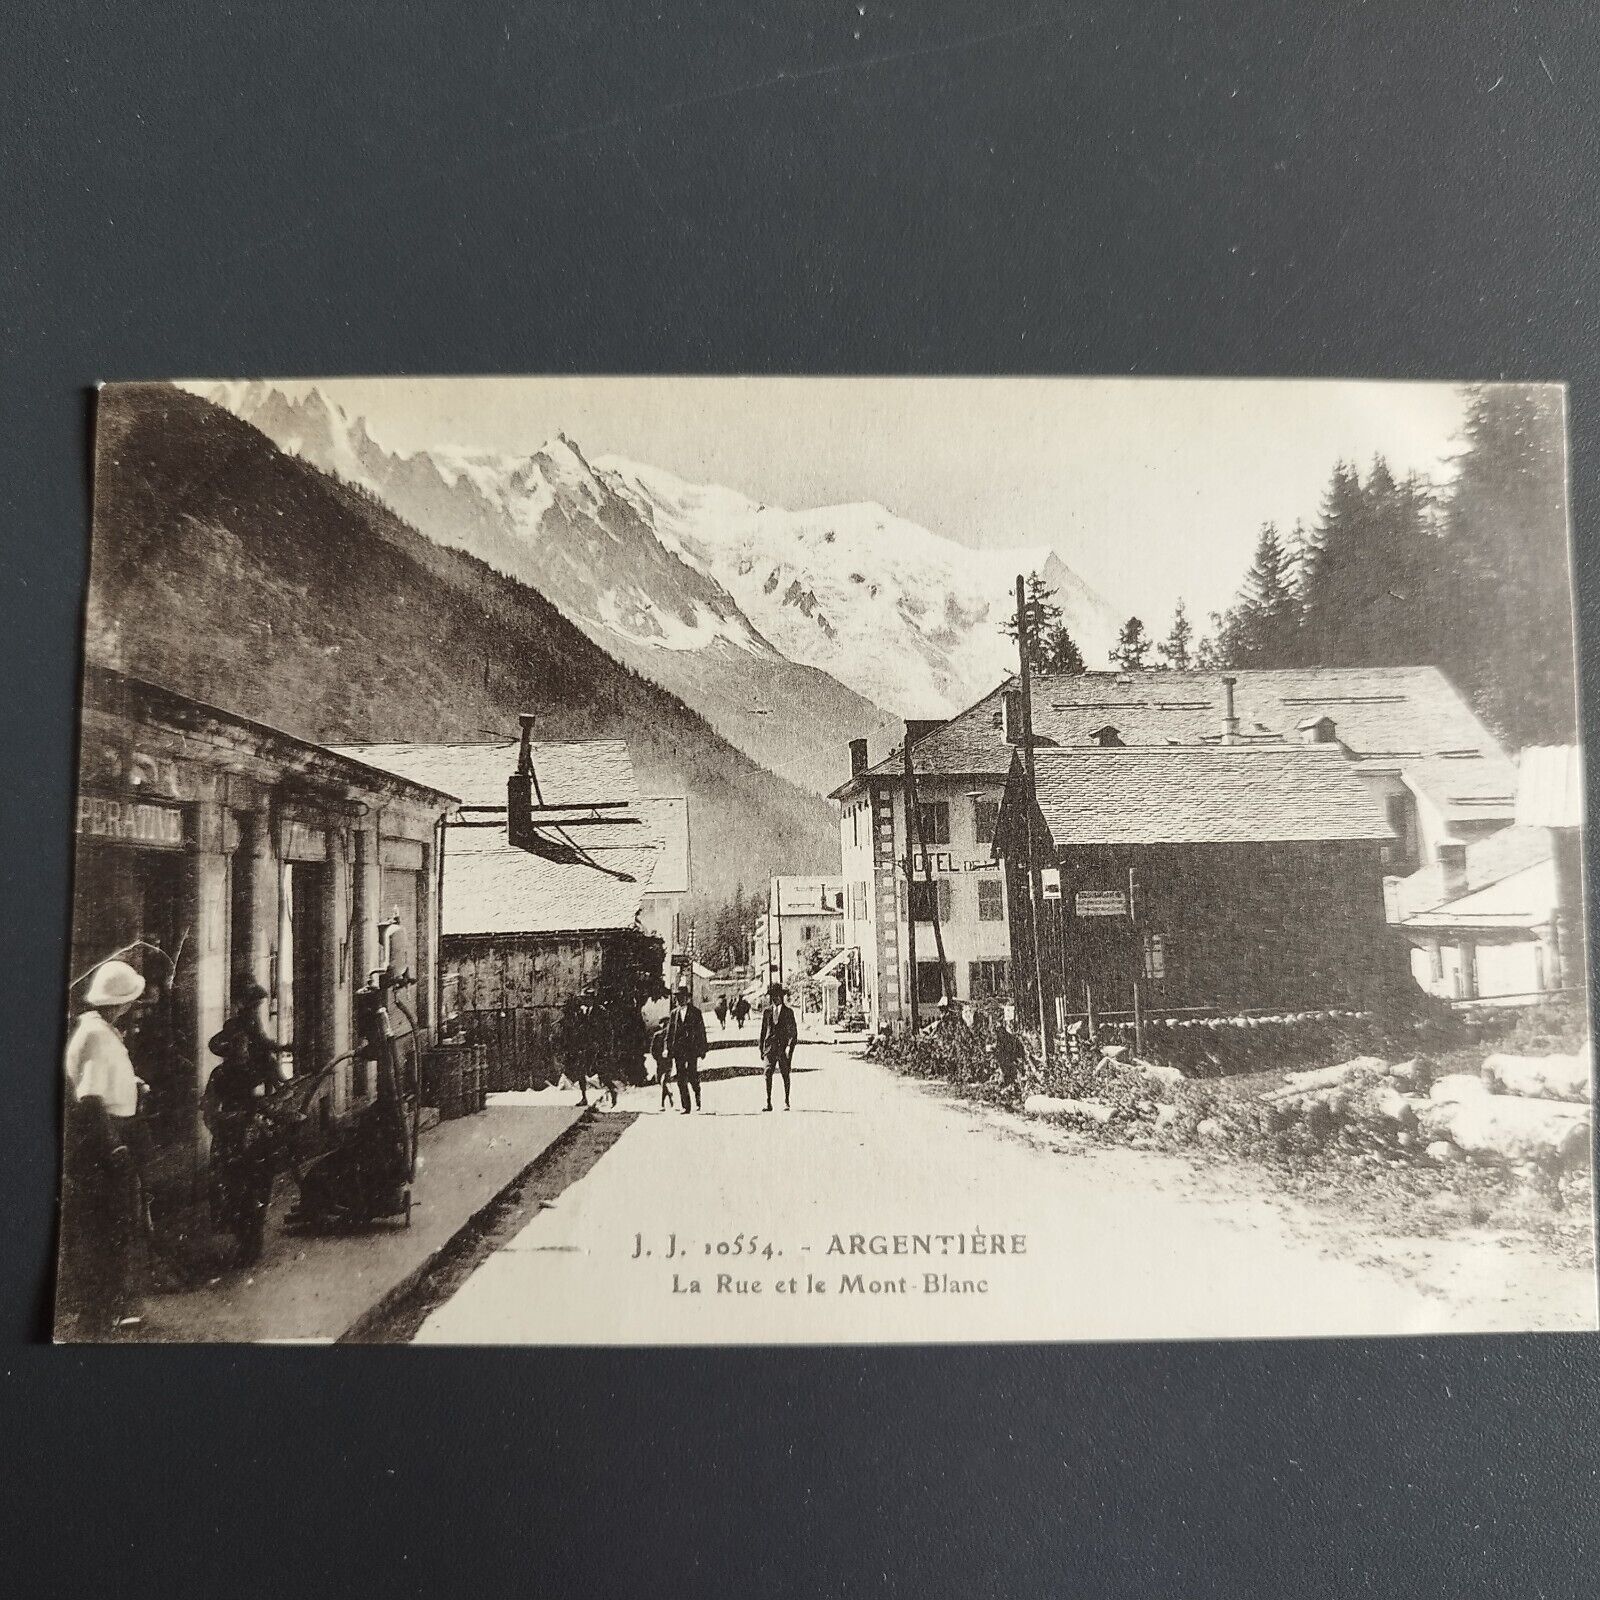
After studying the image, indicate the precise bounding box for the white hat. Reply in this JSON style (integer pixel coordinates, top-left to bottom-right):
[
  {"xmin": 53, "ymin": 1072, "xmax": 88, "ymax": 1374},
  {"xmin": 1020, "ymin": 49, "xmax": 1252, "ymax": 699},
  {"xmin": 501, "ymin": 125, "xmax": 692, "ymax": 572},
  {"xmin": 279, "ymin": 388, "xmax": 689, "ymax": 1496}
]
[{"xmin": 84, "ymin": 959, "xmax": 146, "ymax": 1008}]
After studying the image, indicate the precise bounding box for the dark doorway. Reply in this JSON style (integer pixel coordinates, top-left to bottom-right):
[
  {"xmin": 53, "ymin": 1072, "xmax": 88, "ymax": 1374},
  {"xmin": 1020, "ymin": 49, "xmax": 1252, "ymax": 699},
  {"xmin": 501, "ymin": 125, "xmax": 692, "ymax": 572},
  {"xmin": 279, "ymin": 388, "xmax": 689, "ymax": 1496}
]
[{"xmin": 288, "ymin": 862, "xmax": 329, "ymax": 1079}]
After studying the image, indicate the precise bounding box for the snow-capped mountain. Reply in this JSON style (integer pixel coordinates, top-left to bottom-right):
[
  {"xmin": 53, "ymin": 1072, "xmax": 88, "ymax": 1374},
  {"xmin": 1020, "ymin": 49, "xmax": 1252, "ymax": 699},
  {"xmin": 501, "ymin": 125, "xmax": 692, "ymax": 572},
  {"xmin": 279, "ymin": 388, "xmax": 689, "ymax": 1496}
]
[
  {"xmin": 198, "ymin": 382, "xmax": 1117, "ymax": 781},
  {"xmin": 197, "ymin": 383, "xmax": 899, "ymax": 794},
  {"xmin": 599, "ymin": 458, "xmax": 1120, "ymax": 716}
]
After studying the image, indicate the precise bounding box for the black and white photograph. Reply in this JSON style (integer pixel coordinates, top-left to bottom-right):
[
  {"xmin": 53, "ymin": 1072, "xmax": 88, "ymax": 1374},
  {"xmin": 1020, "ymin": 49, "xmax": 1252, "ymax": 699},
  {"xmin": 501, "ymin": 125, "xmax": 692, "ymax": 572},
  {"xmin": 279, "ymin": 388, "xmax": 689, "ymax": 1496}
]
[{"xmin": 57, "ymin": 374, "xmax": 1591, "ymax": 1343}]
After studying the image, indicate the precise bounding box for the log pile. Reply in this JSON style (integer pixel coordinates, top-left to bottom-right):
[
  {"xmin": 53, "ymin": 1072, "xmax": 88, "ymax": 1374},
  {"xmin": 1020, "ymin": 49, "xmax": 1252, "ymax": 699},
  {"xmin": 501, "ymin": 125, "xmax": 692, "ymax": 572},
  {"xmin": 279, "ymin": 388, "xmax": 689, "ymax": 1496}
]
[{"xmin": 1253, "ymin": 1040, "xmax": 1593, "ymax": 1177}]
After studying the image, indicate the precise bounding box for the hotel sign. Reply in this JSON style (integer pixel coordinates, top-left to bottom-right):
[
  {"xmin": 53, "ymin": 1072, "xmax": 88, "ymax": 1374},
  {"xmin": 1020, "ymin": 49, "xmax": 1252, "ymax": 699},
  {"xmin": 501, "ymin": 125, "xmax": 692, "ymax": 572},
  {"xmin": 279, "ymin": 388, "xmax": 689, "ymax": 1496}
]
[
  {"xmin": 917, "ymin": 851, "xmax": 999, "ymax": 874},
  {"xmin": 1074, "ymin": 889, "xmax": 1128, "ymax": 918},
  {"xmin": 76, "ymin": 793, "xmax": 186, "ymax": 849}
]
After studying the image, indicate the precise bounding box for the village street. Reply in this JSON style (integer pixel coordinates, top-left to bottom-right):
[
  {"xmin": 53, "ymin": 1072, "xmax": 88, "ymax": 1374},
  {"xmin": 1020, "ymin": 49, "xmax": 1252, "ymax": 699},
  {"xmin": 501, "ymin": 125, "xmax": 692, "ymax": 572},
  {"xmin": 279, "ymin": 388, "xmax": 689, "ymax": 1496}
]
[{"xmin": 414, "ymin": 1042, "xmax": 1595, "ymax": 1344}]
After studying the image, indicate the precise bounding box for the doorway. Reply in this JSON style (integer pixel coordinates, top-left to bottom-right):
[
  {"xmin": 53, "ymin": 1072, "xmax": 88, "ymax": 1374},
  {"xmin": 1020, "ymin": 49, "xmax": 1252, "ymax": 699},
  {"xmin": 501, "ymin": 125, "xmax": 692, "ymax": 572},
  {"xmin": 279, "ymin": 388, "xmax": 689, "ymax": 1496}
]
[{"xmin": 287, "ymin": 862, "xmax": 330, "ymax": 1079}]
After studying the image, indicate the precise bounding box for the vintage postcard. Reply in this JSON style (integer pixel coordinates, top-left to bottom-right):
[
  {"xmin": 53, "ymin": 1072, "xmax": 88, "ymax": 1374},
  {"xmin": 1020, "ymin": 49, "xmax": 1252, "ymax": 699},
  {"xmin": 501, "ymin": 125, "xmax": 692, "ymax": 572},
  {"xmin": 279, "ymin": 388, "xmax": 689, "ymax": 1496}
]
[{"xmin": 58, "ymin": 376, "xmax": 1593, "ymax": 1343}]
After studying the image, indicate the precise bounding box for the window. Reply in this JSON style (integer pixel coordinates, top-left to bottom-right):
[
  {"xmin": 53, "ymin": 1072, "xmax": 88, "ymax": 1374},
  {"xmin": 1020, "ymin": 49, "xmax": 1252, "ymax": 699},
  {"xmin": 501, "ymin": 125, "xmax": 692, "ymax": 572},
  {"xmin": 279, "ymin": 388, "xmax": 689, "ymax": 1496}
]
[
  {"xmin": 973, "ymin": 797, "xmax": 1000, "ymax": 845},
  {"xmin": 909, "ymin": 877, "xmax": 953, "ymax": 923},
  {"xmin": 968, "ymin": 959, "xmax": 1010, "ymax": 997},
  {"xmin": 977, "ymin": 878, "xmax": 1005, "ymax": 922},
  {"xmin": 849, "ymin": 880, "xmax": 868, "ymax": 919},
  {"xmin": 851, "ymin": 805, "xmax": 860, "ymax": 849},
  {"xmin": 917, "ymin": 800, "xmax": 950, "ymax": 846},
  {"xmin": 1384, "ymin": 792, "xmax": 1418, "ymax": 871},
  {"xmin": 1142, "ymin": 932, "xmax": 1166, "ymax": 982},
  {"xmin": 915, "ymin": 961, "xmax": 954, "ymax": 1004}
]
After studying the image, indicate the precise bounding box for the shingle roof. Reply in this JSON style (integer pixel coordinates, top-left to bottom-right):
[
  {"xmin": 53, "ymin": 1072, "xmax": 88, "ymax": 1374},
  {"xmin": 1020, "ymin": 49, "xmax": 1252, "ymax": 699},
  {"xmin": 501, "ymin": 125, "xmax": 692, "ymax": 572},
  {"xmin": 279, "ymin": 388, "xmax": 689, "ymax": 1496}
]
[
  {"xmin": 1390, "ymin": 824, "xmax": 1554, "ymax": 924},
  {"xmin": 1515, "ymin": 745, "xmax": 1585, "ymax": 829},
  {"xmin": 330, "ymin": 739, "xmax": 638, "ymax": 809},
  {"xmin": 636, "ymin": 796, "xmax": 691, "ymax": 895},
  {"xmin": 341, "ymin": 739, "xmax": 660, "ymax": 939},
  {"xmin": 443, "ymin": 832, "xmax": 656, "ymax": 937},
  {"xmin": 833, "ymin": 666, "xmax": 1516, "ymax": 819},
  {"xmin": 1025, "ymin": 744, "xmax": 1393, "ymax": 847}
]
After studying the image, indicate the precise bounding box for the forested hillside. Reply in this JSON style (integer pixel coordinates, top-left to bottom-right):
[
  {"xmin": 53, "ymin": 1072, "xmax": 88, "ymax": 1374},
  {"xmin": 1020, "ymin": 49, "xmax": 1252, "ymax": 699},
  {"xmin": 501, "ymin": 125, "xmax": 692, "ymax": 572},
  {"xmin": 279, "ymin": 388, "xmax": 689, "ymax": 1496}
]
[{"xmin": 85, "ymin": 384, "xmax": 836, "ymax": 913}]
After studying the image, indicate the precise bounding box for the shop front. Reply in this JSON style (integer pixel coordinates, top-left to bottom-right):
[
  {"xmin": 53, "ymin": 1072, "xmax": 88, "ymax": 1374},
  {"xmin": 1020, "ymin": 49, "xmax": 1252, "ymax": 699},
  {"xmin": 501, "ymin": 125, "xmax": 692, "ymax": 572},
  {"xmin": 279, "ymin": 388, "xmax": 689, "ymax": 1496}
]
[{"xmin": 70, "ymin": 670, "xmax": 457, "ymax": 1213}]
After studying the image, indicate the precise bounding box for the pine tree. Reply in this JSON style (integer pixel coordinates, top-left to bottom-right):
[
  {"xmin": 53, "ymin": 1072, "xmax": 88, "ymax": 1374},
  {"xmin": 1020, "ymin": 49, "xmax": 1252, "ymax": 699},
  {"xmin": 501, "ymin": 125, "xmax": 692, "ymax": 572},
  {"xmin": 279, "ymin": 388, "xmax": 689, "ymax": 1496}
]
[
  {"xmin": 1001, "ymin": 570, "xmax": 1065, "ymax": 672},
  {"xmin": 1297, "ymin": 459, "xmax": 1440, "ymax": 667},
  {"xmin": 1041, "ymin": 624, "xmax": 1087, "ymax": 674},
  {"xmin": 1212, "ymin": 525, "xmax": 1302, "ymax": 667},
  {"xmin": 1158, "ymin": 598, "xmax": 1193, "ymax": 670},
  {"xmin": 1112, "ymin": 616, "xmax": 1151, "ymax": 671},
  {"xmin": 1434, "ymin": 385, "xmax": 1575, "ymax": 745}
]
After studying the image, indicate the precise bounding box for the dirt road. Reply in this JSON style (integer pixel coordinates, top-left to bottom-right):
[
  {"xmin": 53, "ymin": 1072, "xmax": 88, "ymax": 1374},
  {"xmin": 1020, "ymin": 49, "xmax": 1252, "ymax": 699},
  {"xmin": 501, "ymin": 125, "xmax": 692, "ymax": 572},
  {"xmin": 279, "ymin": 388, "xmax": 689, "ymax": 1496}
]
[{"xmin": 415, "ymin": 1043, "xmax": 1596, "ymax": 1343}]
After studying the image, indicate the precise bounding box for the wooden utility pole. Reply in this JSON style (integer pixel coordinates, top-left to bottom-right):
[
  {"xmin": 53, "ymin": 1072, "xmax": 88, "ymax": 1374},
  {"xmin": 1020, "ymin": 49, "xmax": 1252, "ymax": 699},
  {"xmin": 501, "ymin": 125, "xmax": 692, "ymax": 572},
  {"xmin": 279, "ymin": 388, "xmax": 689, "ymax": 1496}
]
[
  {"xmin": 1016, "ymin": 575, "xmax": 1054, "ymax": 1066},
  {"xmin": 902, "ymin": 736, "xmax": 921, "ymax": 1031}
]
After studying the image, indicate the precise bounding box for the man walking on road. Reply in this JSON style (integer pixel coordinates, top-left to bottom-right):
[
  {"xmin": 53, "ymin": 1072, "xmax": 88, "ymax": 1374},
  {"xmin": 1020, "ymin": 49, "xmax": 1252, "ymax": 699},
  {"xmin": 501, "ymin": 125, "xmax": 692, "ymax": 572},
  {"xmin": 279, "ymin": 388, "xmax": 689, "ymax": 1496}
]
[
  {"xmin": 664, "ymin": 982, "xmax": 708, "ymax": 1113},
  {"xmin": 759, "ymin": 981, "xmax": 798, "ymax": 1111}
]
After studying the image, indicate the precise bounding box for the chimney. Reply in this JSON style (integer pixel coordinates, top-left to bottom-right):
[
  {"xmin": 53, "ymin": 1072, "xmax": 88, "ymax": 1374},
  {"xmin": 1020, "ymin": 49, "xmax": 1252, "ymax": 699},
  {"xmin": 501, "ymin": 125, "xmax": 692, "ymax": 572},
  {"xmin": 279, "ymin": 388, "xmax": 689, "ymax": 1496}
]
[
  {"xmin": 507, "ymin": 714, "xmax": 541, "ymax": 850},
  {"xmin": 849, "ymin": 737, "xmax": 869, "ymax": 777},
  {"xmin": 905, "ymin": 718, "xmax": 943, "ymax": 747},
  {"xmin": 1297, "ymin": 715, "xmax": 1337, "ymax": 746},
  {"xmin": 1437, "ymin": 842, "xmax": 1468, "ymax": 902},
  {"xmin": 1001, "ymin": 689, "xmax": 1025, "ymax": 745},
  {"xmin": 1221, "ymin": 675, "xmax": 1240, "ymax": 744}
]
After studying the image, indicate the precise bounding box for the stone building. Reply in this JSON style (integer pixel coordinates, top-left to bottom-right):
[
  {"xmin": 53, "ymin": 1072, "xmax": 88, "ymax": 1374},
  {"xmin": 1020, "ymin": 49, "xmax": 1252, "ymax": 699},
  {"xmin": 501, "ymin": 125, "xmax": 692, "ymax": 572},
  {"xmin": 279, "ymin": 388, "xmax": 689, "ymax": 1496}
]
[{"xmin": 72, "ymin": 669, "xmax": 457, "ymax": 1206}]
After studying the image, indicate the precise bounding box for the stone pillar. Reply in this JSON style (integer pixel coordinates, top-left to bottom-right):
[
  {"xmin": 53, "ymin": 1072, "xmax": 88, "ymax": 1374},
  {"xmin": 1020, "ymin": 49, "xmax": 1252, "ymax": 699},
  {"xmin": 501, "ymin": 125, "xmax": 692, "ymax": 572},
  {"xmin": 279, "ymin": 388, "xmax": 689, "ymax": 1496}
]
[
  {"xmin": 191, "ymin": 803, "xmax": 232, "ymax": 1147},
  {"xmin": 327, "ymin": 824, "xmax": 353, "ymax": 1115}
]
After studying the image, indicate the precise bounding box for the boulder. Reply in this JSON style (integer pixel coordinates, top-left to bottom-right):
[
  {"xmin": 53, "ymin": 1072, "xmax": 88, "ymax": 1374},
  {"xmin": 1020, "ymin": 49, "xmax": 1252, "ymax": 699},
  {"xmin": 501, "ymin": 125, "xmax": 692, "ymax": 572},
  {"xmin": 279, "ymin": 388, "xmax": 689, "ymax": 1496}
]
[
  {"xmin": 1195, "ymin": 1117, "xmax": 1228, "ymax": 1142},
  {"xmin": 1126, "ymin": 1056, "xmax": 1186, "ymax": 1088},
  {"xmin": 1481, "ymin": 1051, "xmax": 1592, "ymax": 1104},
  {"xmin": 1417, "ymin": 1095, "xmax": 1590, "ymax": 1169},
  {"xmin": 1428, "ymin": 1072, "xmax": 1492, "ymax": 1104}
]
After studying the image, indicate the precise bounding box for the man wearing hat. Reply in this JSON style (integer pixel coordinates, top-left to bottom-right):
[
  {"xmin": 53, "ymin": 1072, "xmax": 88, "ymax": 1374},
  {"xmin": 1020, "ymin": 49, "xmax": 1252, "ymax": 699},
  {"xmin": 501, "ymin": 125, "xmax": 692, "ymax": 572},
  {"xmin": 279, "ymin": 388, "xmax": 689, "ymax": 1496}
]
[
  {"xmin": 663, "ymin": 981, "xmax": 708, "ymax": 1113},
  {"xmin": 758, "ymin": 981, "xmax": 798, "ymax": 1111},
  {"xmin": 61, "ymin": 958, "xmax": 148, "ymax": 1332}
]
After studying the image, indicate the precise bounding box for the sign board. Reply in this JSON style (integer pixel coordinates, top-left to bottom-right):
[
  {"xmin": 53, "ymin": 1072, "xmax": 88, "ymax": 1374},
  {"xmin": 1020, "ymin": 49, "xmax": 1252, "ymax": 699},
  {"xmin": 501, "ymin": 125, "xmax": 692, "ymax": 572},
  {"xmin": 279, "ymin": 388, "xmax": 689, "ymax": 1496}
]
[
  {"xmin": 671, "ymin": 952, "xmax": 693, "ymax": 972},
  {"xmin": 1074, "ymin": 889, "xmax": 1128, "ymax": 918},
  {"xmin": 917, "ymin": 851, "xmax": 1000, "ymax": 875},
  {"xmin": 76, "ymin": 793, "xmax": 186, "ymax": 849},
  {"xmin": 1040, "ymin": 867, "xmax": 1062, "ymax": 900}
]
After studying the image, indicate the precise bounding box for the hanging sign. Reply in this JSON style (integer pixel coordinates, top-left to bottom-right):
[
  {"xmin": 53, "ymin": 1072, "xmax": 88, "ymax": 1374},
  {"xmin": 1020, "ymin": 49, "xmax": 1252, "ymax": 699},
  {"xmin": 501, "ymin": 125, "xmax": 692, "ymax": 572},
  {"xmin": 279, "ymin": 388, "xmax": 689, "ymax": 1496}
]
[
  {"xmin": 1074, "ymin": 889, "xmax": 1128, "ymax": 918},
  {"xmin": 1040, "ymin": 867, "xmax": 1062, "ymax": 900}
]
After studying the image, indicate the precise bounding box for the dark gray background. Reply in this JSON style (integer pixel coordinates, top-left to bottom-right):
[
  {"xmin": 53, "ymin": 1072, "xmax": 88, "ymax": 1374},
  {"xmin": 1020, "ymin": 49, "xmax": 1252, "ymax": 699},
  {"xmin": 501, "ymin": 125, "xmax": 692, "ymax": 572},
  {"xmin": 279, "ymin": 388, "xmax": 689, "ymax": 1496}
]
[{"xmin": 5, "ymin": 3, "xmax": 1598, "ymax": 1594}]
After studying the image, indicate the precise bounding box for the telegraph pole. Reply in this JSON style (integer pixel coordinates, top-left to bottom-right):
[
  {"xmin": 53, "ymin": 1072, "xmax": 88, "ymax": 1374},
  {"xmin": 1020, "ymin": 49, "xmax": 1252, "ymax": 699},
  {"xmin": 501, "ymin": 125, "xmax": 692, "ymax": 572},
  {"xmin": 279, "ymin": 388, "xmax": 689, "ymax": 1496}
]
[
  {"xmin": 902, "ymin": 735, "xmax": 921, "ymax": 1032},
  {"xmin": 1016, "ymin": 575, "xmax": 1054, "ymax": 1066}
]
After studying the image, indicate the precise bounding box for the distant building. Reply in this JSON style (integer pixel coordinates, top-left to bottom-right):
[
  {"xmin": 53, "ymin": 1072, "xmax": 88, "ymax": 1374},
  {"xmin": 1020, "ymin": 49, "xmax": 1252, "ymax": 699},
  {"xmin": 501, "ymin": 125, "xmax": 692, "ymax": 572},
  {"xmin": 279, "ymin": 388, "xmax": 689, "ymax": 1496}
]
[
  {"xmin": 833, "ymin": 667, "xmax": 1509, "ymax": 1030},
  {"xmin": 337, "ymin": 736, "xmax": 680, "ymax": 1087},
  {"xmin": 1390, "ymin": 826, "xmax": 1560, "ymax": 1002},
  {"xmin": 755, "ymin": 876, "xmax": 844, "ymax": 989},
  {"xmin": 992, "ymin": 742, "xmax": 1399, "ymax": 1021},
  {"xmin": 634, "ymin": 795, "xmax": 692, "ymax": 974},
  {"xmin": 75, "ymin": 669, "xmax": 457, "ymax": 1207}
]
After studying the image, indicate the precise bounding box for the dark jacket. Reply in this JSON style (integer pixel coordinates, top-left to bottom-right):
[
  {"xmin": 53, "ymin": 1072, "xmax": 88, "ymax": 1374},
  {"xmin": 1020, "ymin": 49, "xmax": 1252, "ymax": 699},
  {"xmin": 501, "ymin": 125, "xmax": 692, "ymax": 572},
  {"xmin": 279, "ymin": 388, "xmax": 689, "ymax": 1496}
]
[
  {"xmin": 759, "ymin": 1003, "xmax": 798, "ymax": 1064},
  {"xmin": 663, "ymin": 1003, "xmax": 708, "ymax": 1063},
  {"xmin": 561, "ymin": 999, "xmax": 611, "ymax": 1075}
]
